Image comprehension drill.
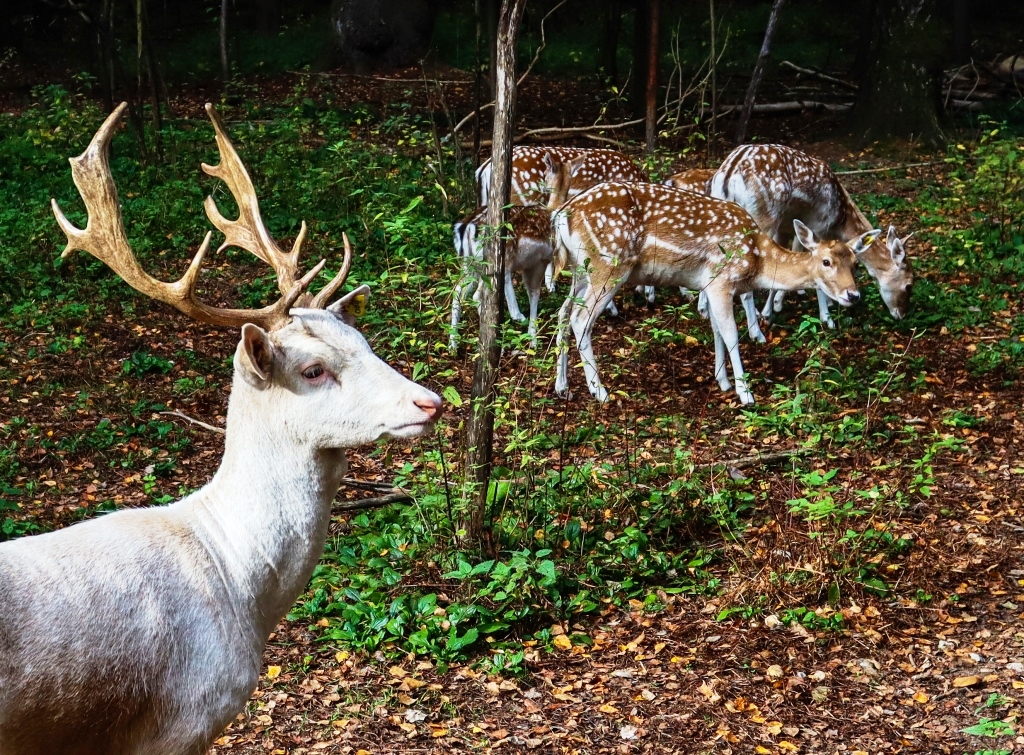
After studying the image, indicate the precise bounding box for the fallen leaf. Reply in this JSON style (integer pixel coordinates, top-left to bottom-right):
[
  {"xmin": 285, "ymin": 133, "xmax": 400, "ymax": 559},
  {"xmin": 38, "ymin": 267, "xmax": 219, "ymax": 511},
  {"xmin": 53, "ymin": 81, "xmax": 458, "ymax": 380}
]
[
  {"xmin": 953, "ymin": 675, "xmax": 980, "ymax": 687},
  {"xmin": 266, "ymin": 666, "xmax": 281, "ymax": 680}
]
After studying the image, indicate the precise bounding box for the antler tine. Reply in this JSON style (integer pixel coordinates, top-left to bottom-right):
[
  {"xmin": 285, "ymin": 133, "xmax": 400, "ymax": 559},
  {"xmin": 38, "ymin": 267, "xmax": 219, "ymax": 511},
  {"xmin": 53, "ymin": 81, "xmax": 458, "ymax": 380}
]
[
  {"xmin": 201, "ymin": 102, "xmax": 303, "ymax": 295},
  {"xmin": 52, "ymin": 103, "xmax": 319, "ymax": 331},
  {"xmin": 306, "ymin": 232, "xmax": 354, "ymax": 309}
]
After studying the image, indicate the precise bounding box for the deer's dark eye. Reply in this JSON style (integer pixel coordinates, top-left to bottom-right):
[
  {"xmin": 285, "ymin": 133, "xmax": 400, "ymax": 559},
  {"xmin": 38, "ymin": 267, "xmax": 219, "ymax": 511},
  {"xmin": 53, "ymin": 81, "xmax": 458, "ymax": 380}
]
[
  {"xmin": 822, "ymin": 259, "xmax": 832, "ymax": 267},
  {"xmin": 302, "ymin": 365, "xmax": 324, "ymax": 380}
]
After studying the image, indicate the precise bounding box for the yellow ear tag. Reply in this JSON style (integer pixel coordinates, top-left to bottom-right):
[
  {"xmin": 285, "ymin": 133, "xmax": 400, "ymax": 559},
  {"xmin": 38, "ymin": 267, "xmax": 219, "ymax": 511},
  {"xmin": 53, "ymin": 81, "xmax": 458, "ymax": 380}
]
[
  {"xmin": 348, "ymin": 293, "xmax": 367, "ymax": 318},
  {"xmin": 861, "ymin": 234, "xmax": 876, "ymax": 246}
]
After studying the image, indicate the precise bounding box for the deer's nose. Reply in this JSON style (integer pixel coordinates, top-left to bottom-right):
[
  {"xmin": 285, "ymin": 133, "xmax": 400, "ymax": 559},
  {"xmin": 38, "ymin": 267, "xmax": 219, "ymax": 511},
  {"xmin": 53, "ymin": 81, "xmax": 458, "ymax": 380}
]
[
  {"xmin": 848, "ymin": 290, "xmax": 861, "ymax": 303},
  {"xmin": 415, "ymin": 393, "xmax": 444, "ymax": 421}
]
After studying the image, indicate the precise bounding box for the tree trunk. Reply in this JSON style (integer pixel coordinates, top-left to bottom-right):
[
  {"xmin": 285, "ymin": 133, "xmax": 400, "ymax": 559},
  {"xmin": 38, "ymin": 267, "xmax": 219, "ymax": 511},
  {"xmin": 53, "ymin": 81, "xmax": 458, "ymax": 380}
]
[
  {"xmin": 599, "ymin": 0, "xmax": 622, "ymax": 81},
  {"xmin": 848, "ymin": 0, "xmax": 945, "ymax": 146},
  {"xmin": 850, "ymin": 0, "xmax": 878, "ymax": 80},
  {"xmin": 951, "ymin": 0, "xmax": 970, "ymax": 65},
  {"xmin": 462, "ymin": 0, "xmax": 527, "ymax": 549},
  {"xmin": 220, "ymin": 0, "xmax": 230, "ymax": 82},
  {"xmin": 734, "ymin": 0, "xmax": 786, "ymax": 144},
  {"xmin": 629, "ymin": 0, "xmax": 649, "ymax": 119},
  {"xmin": 708, "ymin": 0, "xmax": 718, "ymax": 155},
  {"xmin": 485, "ymin": 0, "xmax": 501, "ymax": 96},
  {"xmin": 644, "ymin": 0, "xmax": 660, "ymax": 154}
]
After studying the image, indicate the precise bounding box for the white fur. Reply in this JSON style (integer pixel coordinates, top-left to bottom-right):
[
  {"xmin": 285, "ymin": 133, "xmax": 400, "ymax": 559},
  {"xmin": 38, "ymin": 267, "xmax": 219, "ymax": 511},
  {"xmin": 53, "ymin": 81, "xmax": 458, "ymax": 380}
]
[{"xmin": 0, "ymin": 308, "xmax": 441, "ymax": 754}]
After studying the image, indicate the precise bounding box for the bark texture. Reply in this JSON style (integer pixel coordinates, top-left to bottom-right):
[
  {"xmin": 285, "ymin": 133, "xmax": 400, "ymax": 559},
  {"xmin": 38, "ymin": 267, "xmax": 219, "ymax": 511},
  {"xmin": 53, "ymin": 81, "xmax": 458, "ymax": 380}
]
[
  {"xmin": 848, "ymin": 0, "xmax": 945, "ymax": 146},
  {"xmin": 462, "ymin": 0, "xmax": 527, "ymax": 548}
]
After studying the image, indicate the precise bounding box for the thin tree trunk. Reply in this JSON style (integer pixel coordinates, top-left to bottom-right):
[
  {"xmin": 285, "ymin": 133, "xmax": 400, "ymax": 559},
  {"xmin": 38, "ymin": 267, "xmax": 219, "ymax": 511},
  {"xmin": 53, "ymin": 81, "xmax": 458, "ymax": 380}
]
[
  {"xmin": 600, "ymin": 0, "xmax": 622, "ymax": 81},
  {"xmin": 220, "ymin": 0, "xmax": 229, "ymax": 82},
  {"xmin": 644, "ymin": 0, "xmax": 660, "ymax": 154},
  {"xmin": 952, "ymin": 0, "xmax": 970, "ymax": 64},
  {"xmin": 735, "ymin": 0, "xmax": 786, "ymax": 144},
  {"xmin": 629, "ymin": 0, "xmax": 649, "ymax": 118},
  {"xmin": 848, "ymin": 0, "xmax": 944, "ymax": 146},
  {"xmin": 473, "ymin": 0, "xmax": 484, "ymax": 167},
  {"xmin": 708, "ymin": 0, "xmax": 717, "ymax": 156},
  {"xmin": 462, "ymin": 0, "xmax": 527, "ymax": 549}
]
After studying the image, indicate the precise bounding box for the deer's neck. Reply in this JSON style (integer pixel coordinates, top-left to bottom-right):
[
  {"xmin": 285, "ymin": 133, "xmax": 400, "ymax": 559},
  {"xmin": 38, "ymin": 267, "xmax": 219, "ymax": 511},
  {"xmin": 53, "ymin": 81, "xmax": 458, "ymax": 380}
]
[
  {"xmin": 748, "ymin": 235, "xmax": 818, "ymax": 292},
  {"xmin": 834, "ymin": 182, "xmax": 872, "ymax": 240},
  {"xmin": 189, "ymin": 380, "xmax": 345, "ymax": 643}
]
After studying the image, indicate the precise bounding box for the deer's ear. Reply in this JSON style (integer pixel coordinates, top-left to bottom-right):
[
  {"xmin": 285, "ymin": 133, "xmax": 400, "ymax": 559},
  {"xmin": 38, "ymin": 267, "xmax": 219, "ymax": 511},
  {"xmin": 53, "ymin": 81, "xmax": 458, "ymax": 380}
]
[
  {"xmin": 851, "ymin": 227, "xmax": 883, "ymax": 255},
  {"xmin": 568, "ymin": 155, "xmax": 587, "ymax": 176},
  {"xmin": 543, "ymin": 152, "xmax": 557, "ymax": 174},
  {"xmin": 238, "ymin": 323, "xmax": 276, "ymax": 386},
  {"xmin": 792, "ymin": 219, "xmax": 817, "ymax": 249},
  {"xmin": 328, "ymin": 284, "xmax": 371, "ymax": 326},
  {"xmin": 886, "ymin": 226, "xmax": 907, "ymax": 266}
]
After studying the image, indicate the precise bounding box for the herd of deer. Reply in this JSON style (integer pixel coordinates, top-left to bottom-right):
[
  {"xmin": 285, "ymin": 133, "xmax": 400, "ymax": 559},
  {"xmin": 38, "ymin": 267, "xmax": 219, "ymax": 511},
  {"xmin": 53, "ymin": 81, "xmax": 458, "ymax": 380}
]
[
  {"xmin": 0, "ymin": 104, "xmax": 913, "ymax": 754},
  {"xmin": 452, "ymin": 143, "xmax": 914, "ymax": 405}
]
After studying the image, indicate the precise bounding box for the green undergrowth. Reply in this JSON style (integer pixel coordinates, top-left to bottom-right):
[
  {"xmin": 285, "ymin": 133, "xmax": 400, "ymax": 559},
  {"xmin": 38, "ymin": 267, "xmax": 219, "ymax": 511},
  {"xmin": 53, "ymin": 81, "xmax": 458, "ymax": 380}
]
[{"xmin": 1, "ymin": 82, "xmax": 1018, "ymax": 671}]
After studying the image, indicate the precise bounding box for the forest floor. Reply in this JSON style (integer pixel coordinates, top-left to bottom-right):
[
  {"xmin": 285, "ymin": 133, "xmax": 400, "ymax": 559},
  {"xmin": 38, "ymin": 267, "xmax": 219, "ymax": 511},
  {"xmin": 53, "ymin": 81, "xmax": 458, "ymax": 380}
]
[{"xmin": 2, "ymin": 65, "xmax": 1023, "ymax": 754}]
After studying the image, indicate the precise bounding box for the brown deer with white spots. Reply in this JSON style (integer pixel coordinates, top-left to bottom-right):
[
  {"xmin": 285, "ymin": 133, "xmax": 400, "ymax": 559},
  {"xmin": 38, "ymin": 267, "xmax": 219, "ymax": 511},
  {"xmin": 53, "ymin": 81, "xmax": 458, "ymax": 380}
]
[
  {"xmin": 709, "ymin": 144, "xmax": 913, "ymax": 338},
  {"xmin": 551, "ymin": 182, "xmax": 874, "ymax": 404},
  {"xmin": 476, "ymin": 146, "xmax": 648, "ymax": 207},
  {"xmin": 450, "ymin": 154, "xmax": 585, "ymax": 349},
  {"xmin": 664, "ymin": 167, "xmax": 716, "ymax": 194}
]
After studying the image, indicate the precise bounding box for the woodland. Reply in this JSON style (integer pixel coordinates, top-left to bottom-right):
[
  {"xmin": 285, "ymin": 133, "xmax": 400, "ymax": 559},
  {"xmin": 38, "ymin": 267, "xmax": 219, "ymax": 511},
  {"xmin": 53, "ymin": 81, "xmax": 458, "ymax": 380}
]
[{"xmin": 2, "ymin": 0, "xmax": 1024, "ymax": 753}]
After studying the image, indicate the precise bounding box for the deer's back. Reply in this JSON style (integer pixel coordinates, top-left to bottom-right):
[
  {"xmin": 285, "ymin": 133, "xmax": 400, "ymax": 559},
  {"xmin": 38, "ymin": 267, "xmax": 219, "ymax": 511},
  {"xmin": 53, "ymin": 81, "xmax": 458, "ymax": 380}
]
[{"xmin": 0, "ymin": 508, "xmax": 256, "ymax": 754}]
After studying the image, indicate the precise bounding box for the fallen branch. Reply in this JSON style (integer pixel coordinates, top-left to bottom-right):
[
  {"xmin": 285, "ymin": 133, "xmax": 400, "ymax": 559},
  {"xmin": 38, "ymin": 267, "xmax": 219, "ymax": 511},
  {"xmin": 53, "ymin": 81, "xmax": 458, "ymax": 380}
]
[
  {"xmin": 836, "ymin": 160, "xmax": 942, "ymax": 176},
  {"xmin": 780, "ymin": 60, "xmax": 858, "ymax": 90},
  {"xmin": 160, "ymin": 411, "xmax": 225, "ymax": 435},
  {"xmin": 339, "ymin": 478, "xmax": 397, "ymax": 492},
  {"xmin": 333, "ymin": 491, "xmax": 413, "ymax": 512}
]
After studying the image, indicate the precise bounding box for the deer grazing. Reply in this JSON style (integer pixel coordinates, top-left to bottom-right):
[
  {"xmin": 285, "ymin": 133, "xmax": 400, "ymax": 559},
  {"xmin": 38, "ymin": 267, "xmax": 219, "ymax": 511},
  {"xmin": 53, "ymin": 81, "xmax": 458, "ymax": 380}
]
[
  {"xmin": 664, "ymin": 167, "xmax": 716, "ymax": 194},
  {"xmin": 552, "ymin": 181, "xmax": 873, "ymax": 404},
  {"xmin": 450, "ymin": 153, "xmax": 584, "ymax": 349},
  {"xmin": 475, "ymin": 145, "xmax": 648, "ymax": 207},
  {"xmin": 0, "ymin": 103, "xmax": 442, "ymax": 755},
  {"xmin": 709, "ymin": 144, "xmax": 913, "ymax": 338}
]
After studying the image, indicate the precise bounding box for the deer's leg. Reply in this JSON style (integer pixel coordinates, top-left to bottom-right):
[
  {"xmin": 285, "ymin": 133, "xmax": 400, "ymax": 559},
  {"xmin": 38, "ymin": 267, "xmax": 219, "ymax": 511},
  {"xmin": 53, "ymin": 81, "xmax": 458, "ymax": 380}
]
[
  {"xmin": 638, "ymin": 285, "xmax": 656, "ymax": 304},
  {"xmin": 570, "ymin": 275, "xmax": 623, "ymax": 402},
  {"xmin": 449, "ymin": 274, "xmax": 477, "ymax": 350},
  {"xmin": 816, "ymin": 288, "xmax": 836, "ymax": 329},
  {"xmin": 740, "ymin": 292, "xmax": 766, "ymax": 343},
  {"xmin": 522, "ymin": 264, "xmax": 545, "ymax": 348},
  {"xmin": 555, "ymin": 285, "xmax": 579, "ymax": 396},
  {"xmin": 696, "ymin": 290, "xmax": 709, "ymax": 318},
  {"xmin": 504, "ymin": 270, "xmax": 526, "ymax": 322},
  {"xmin": 544, "ymin": 262, "xmax": 556, "ymax": 292},
  {"xmin": 706, "ymin": 291, "xmax": 754, "ymax": 405}
]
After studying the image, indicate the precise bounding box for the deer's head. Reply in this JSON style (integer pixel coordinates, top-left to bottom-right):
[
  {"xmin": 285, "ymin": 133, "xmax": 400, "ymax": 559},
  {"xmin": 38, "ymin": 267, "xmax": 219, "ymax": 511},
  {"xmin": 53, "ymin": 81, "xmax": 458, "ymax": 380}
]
[
  {"xmin": 543, "ymin": 153, "xmax": 587, "ymax": 210},
  {"xmin": 793, "ymin": 219, "xmax": 863, "ymax": 308},
  {"xmin": 53, "ymin": 103, "xmax": 442, "ymax": 451},
  {"xmin": 860, "ymin": 226, "xmax": 913, "ymax": 320}
]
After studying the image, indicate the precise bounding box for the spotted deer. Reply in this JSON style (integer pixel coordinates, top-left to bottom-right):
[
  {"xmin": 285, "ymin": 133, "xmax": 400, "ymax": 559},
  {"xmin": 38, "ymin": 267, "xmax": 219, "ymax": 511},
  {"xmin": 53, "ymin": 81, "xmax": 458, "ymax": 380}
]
[
  {"xmin": 551, "ymin": 182, "xmax": 873, "ymax": 404},
  {"xmin": 0, "ymin": 103, "xmax": 442, "ymax": 755},
  {"xmin": 664, "ymin": 167, "xmax": 716, "ymax": 194},
  {"xmin": 450, "ymin": 154, "xmax": 585, "ymax": 349},
  {"xmin": 709, "ymin": 144, "xmax": 913, "ymax": 338},
  {"xmin": 476, "ymin": 145, "xmax": 648, "ymax": 207}
]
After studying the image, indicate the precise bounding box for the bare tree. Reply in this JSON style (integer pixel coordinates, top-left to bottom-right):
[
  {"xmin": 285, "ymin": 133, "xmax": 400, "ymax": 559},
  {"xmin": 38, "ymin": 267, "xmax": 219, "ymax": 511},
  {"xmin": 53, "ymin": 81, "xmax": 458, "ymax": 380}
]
[
  {"xmin": 220, "ymin": 0, "xmax": 229, "ymax": 82},
  {"xmin": 735, "ymin": 0, "xmax": 786, "ymax": 144},
  {"xmin": 644, "ymin": 0, "xmax": 660, "ymax": 154},
  {"xmin": 462, "ymin": 0, "xmax": 527, "ymax": 548}
]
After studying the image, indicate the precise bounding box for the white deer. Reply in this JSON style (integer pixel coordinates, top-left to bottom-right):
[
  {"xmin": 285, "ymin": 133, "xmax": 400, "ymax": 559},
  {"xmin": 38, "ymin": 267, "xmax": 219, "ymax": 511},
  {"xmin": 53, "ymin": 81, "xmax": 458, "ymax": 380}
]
[
  {"xmin": 709, "ymin": 143, "xmax": 913, "ymax": 340},
  {"xmin": 0, "ymin": 103, "xmax": 442, "ymax": 755},
  {"xmin": 551, "ymin": 181, "xmax": 874, "ymax": 404}
]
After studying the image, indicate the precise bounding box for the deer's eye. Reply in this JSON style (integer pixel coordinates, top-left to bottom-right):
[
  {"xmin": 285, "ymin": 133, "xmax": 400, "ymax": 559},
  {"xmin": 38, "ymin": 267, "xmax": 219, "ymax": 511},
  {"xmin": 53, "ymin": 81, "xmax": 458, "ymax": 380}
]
[
  {"xmin": 302, "ymin": 365, "xmax": 324, "ymax": 380},
  {"xmin": 822, "ymin": 259, "xmax": 832, "ymax": 268}
]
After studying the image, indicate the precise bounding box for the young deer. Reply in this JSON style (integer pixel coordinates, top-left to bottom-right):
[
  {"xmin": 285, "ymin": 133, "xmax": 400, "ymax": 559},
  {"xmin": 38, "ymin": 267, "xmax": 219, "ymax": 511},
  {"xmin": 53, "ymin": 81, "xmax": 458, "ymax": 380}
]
[
  {"xmin": 0, "ymin": 103, "xmax": 442, "ymax": 755},
  {"xmin": 450, "ymin": 154, "xmax": 585, "ymax": 349},
  {"xmin": 709, "ymin": 144, "xmax": 913, "ymax": 337},
  {"xmin": 552, "ymin": 182, "xmax": 872, "ymax": 404},
  {"xmin": 476, "ymin": 145, "xmax": 648, "ymax": 207}
]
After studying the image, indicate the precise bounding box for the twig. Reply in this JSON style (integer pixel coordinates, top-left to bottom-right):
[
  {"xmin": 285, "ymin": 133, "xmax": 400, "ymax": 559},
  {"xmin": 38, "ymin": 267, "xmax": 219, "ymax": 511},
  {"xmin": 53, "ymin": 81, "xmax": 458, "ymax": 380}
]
[
  {"xmin": 448, "ymin": 0, "xmax": 565, "ymax": 139},
  {"xmin": 160, "ymin": 411, "xmax": 225, "ymax": 435},
  {"xmin": 339, "ymin": 478, "xmax": 397, "ymax": 492},
  {"xmin": 836, "ymin": 160, "xmax": 942, "ymax": 176},
  {"xmin": 697, "ymin": 448, "xmax": 808, "ymax": 470},
  {"xmin": 780, "ymin": 60, "xmax": 858, "ymax": 90},
  {"xmin": 333, "ymin": 491, "xmax": 413, "ymax": 512}
]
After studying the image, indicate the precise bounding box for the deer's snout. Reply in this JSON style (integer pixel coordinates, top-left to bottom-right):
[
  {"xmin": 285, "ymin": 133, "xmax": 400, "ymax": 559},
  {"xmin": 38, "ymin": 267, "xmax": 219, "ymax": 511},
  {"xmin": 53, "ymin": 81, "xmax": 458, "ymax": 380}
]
[{"xmin": 415, "ymin": 393, "xmax": 444, "ymax": 421}]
